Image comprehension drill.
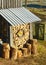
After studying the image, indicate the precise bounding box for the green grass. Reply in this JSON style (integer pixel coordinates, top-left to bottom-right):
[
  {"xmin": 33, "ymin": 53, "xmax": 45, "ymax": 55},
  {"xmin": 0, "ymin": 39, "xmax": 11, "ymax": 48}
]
[{"xmin": 38, "ymin": 40, "xmax": 46, "ymax": 47}]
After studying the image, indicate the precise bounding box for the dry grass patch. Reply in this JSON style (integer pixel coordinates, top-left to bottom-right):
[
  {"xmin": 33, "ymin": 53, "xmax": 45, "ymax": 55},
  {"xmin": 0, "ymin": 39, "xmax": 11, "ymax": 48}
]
[{"xmin": 0, "ymin": 40, "xmax": 46, "ymax": 65}]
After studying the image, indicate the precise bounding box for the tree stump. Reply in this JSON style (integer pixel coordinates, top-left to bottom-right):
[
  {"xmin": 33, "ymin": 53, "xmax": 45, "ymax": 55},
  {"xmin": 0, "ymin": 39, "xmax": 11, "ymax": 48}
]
[
  {"xmin": 2, "ymin": 43, "xmax": 10, "ymax": 59},
  {"xmin": 11, "ymin": 47, "xmax": 17, "ymax": 60},
  {"xmin": 17, "ymin": 50, "xmax": 22, "ymax": 58},
  {"xmin": 31, "ymin": 39, "xmax": 38, "ymax": 55},
  {"xmin": 22, "ymin": 48, "xmax": 28, "ymax": 57},
  {"xmin": 26, "ymin": 43, "xmax": 31, "ymax": 55}
]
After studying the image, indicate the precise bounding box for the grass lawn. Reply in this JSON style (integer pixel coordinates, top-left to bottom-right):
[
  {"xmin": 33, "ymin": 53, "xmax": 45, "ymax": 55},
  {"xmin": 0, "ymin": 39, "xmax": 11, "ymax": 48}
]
[
  {"xmin": 0, "ymin": 40, "xmax": 46, "ymax": 65},
  {"xmin": 38, "ymin": 40, "xmax": 46, "ymax": 47}
]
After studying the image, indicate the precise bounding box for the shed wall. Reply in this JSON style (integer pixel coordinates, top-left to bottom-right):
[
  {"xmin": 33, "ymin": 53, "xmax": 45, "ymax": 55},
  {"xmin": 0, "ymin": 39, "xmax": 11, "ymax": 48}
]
[
  {"xmin": 39, "ymin": 21, "xmax": 46, "ymax": 41},
  {"xmin": 32, "ymin": 21, "xmax": 46, "ymax": 41}
]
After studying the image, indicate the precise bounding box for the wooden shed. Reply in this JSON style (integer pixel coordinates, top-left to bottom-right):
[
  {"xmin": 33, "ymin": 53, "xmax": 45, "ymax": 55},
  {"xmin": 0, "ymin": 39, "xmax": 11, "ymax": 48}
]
[
  {"xmin": 0, "ymin": 7, "xmax": 41, "ymax": 48},
  {"xmin": 32, "ymin": 21, "xmax": 46, "ymax": 41}
]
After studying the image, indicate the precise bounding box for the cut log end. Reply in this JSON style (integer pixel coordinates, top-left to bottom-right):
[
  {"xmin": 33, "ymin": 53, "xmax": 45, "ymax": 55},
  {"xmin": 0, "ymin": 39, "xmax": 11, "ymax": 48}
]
[
  {"xmin": 17, "ymin": 50, "xmax": 22, "ymax": 58},
  {"xmin": 2, "ymin": 43, "xmax": 10, "ymax": 59}
]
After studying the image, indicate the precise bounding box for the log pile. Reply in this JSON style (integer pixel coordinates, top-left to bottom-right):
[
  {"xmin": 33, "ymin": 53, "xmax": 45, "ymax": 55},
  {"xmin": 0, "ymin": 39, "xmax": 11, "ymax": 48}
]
[
  {"xmin": 10, "ymin": 24, "xmax": 29, "ymax": 49},
  {"xmin": 2, "ymin": 38, "xmax": 38, "ymax": 60},
  {"xmin": 10, "ymin": 48, "xmax": 22, "ymax": 60},
  {"xmin": 1, "ymin": 24, "xmax": 38, "ymax": 59},
  {"xmin": 23, "ymin": 43, "xmax": 31, "ymax": 55},
  {"xmin": 2, "ymin": 43, "xmax": 10, "ymax": 59}
]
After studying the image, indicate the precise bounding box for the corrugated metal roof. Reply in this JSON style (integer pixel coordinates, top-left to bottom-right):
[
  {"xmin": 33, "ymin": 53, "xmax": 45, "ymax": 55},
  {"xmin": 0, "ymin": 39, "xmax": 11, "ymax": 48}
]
[{"xmin": 0, "ymin": 7, "xmax": 41, "ymax": 26}]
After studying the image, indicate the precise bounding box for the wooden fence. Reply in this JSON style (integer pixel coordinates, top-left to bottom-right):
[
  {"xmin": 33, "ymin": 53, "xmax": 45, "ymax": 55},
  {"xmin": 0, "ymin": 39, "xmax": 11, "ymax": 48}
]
[{"xmin": 0, "ymin": 0, "xmax": 22, "ymax": 9}]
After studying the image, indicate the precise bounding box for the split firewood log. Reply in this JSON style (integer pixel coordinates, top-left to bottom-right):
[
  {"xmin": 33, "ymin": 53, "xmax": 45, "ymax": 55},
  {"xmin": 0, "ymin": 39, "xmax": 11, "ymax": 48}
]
[
  {"xmin": 2, "ymin": 43, "xmax": 10, "ymax": 50},
  {"xmin": 20, "ymin": 25, "xmax": 24, "ymax": 29},
  {"xmin": 17, "ymin": 50, "xmax": 22, "ymax": 58},
  {"xmin": 31, "ymin": 39, "xmax": 37, "ymax": 44},
  {"xmin": 26, "ymin": 43, "xmax": 31, "ymax": 55},
  {"xmin": 31, "ymin": 39, "xmax": 38, "ymax": 55},
  {"xmin": 21, "ymin": 48, "xmax": 28, "ymax": 57},
  {"xmin": 2, "ymin": 43, "xmax": 10, "ymax": 59},
  {"xmin": 11, "ymin": 47, "xmax": 17, "ymax": 60}
]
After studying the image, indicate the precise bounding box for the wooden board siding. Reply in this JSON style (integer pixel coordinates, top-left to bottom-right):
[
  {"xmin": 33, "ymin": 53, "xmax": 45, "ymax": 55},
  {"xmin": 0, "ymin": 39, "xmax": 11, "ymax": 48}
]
[
  {"xmin": 32, "ymin": 21, "xmax": 46, "ymax": 41},
  {"xmin": 0, "ymin": 0, "xmax": 1, "ymax": 8},
  {"xmin": 0, "ymin": 0, "xmax": 22, "ymax": 9},
  {"xmin": 44, "ymin": 24, "xmax": 46, "ymax": 41},
  {"xmin": 30, "ymin": 23, "xmax": 33, "ymax": 39},
  {"xmin": 39, "ymin": 22, "xmax": 46, "ymax": 41}
]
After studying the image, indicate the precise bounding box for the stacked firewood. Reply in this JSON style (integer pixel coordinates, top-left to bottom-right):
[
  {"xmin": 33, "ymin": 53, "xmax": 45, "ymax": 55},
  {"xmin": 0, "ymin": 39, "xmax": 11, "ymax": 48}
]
[
  {"xmin": 10, "ymin": 24, "xmax": 29, "ymax": 49},
  {"xmin": 2, "ymin": 39, "xmax": 38, "ymax": 60}
]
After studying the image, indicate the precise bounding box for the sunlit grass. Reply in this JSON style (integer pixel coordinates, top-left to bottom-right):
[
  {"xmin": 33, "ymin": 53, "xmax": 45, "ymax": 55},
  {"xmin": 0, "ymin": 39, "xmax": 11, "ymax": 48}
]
[{"xmin": 0, "ymin": 40, "xmax": 46, "ymax": 65}]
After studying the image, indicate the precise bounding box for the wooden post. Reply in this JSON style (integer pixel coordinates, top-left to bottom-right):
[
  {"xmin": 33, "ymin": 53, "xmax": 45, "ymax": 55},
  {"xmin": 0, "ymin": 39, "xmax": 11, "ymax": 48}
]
[
  {"xmin": 0, "ymin": 0, "xmax": 1, "ymax": 9},
  {"xmin": 25, "ymin": 0, "xmax": 27, "ymax": 7},
  {"xmin": 2, "ymin": 43, "xmax": 10, "ymax": 59},
  {"xmin": 30, "ymin": 23, "xmax": 33, "ymax": 39},
  {"xmin": 31, "ymin": 39, "xmax": 38, "ymax": 55},
  {"xmin": 10, "ymin": 27, "xmax": 18, "ymax": 60},
  {"xmin": 29, "ymin": 23, "xmax": 33, "ymax": 40},
  {"xmin": 21, "ymin": 0, "xmax": 22, "ymax": 7},
  {"xmin": 2, "ymin": 0, "xmax": 3, "ymax": 9},
  {"xmin": 16, "ymin": 0, "xmax": 17, "ymax": 8},
  {"xmin": 17, "ymin": 50, "xmax": 22, "ymax": 58},
  {"xmin": 27, "ymin": 43, "xmax": 31, "ymax": 55},
  {"xmin": 11, "ymin": 47, "xmax": 17, "ymax": 60},
  {"xmin": 9, "ymin": 0, "xmax": 10, "ymax": 8},
  {"xmin": 22, "ymin": 48, "xmax": 28, "ymax": 57}
]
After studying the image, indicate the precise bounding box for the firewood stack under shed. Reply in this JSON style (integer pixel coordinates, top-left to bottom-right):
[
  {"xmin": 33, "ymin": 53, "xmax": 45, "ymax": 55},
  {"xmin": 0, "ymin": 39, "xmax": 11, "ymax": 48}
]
[
  {"xmin": 2, "ymin": 24, "xmax": 38, "ymax": 60},
  {"xmin": 2, "ymin": 39, "xmax": 38, "ymax": 60}
]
